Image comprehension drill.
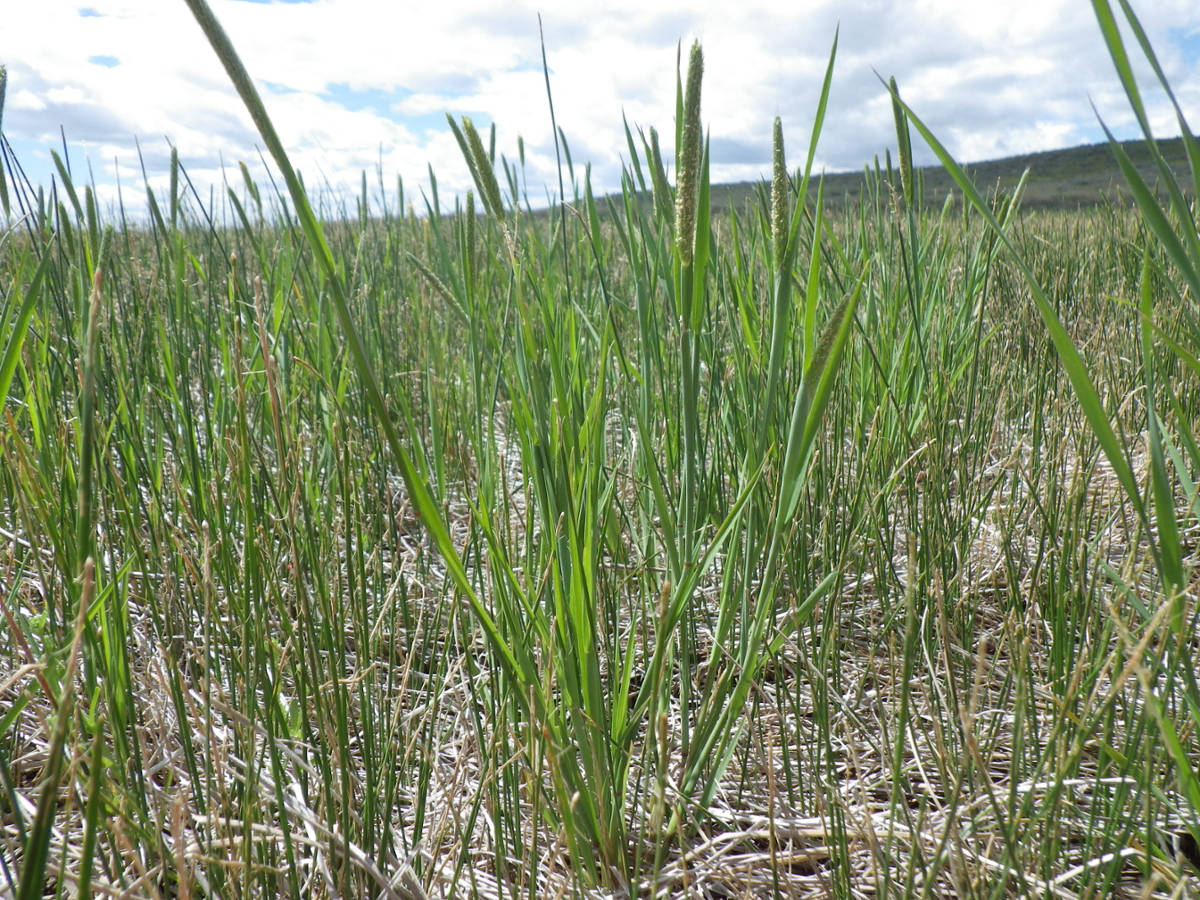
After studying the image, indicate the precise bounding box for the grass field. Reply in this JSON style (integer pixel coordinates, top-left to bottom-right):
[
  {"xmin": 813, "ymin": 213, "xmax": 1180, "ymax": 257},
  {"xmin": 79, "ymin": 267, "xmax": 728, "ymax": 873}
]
[{"xmin": 3, "ymin": 1, "xmax": 1200, "ymax": 897}]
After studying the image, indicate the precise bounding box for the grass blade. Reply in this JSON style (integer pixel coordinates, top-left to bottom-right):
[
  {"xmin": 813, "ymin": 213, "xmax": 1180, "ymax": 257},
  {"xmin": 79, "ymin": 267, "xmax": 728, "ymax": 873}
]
[
  {"xmin": 17, "ymin": 561, "xmax": 92, "ymax": 900},
  {"xmin": 1138, "ymin": 258, "xmax": 1184, "ymax": 613},
  {"xmin": 180, "ymin": 0, "xmax": 530, "ymax": 695},
  {"xmin": 0, "ymin": 248, "xmax": 53, "ymax": 407}
]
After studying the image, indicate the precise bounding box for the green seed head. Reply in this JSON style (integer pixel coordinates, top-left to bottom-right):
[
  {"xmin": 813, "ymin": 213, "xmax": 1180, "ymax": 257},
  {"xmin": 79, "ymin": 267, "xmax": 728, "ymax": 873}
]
[
  {"xmin": 889, "ymin": 76, "xmax": 913, "ymax": 209},
  {"xmin": 803, "ymin": 292, "xmax": 851, "ymax": 393},
  {"xmin": 170, "ymin": 146, "xmax": 180, "ymax": 228},
  {"xmin": 0, "ymin": 65, "xmax": 7, "ymax": 133},
  {"xmin": 96, "ymin": 223, "xmax": 113, "ymax": 278},
  {"xmin": 466, "ymin": 189, "xmax": 476, "ymax": 281},
  {"xmin": 675, "ymin": 41, "xmax": 704, "ymax": 267},
  {"xmin": 462, "ymin": 116, "xmax": 506, "ymax": 222},
  {"xmin": 771, "ymin": 116, "xmax": 787, "ymax": 267}
]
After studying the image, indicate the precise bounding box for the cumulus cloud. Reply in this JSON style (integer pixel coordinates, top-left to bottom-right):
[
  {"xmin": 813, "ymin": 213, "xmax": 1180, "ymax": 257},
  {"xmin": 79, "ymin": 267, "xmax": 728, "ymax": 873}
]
[{"xmin": 1, "ymin": 0, "xmax": 1198, "ymax": 215}]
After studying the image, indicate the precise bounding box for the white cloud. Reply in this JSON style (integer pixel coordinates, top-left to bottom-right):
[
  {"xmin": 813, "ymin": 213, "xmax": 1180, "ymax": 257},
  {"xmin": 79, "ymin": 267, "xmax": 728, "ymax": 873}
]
[
  {"xmin": 11, "ymin": 90, "xmax": 47, "ymax": 111},
  {"xmin": 1, "ymin": 0, "xmax": 1198, "ymax": 215},
  {"xmin": 45, "ymin": 86, "xmax": 89, "ymax": 105}
]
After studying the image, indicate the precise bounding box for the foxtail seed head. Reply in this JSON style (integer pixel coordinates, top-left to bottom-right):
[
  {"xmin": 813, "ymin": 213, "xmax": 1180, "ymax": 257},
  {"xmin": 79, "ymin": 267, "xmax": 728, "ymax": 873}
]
[
  {"xmin": 0, "ymin": 65, "xmax": 7, "ymax": 133},
  {"xmin": 889, "ymin": 76, "xmax": 913, "ymax": 209},
  {"xmin": 803, "ymin": 291, "xmax": 850, "ymax": 395},
  {"xmin": 462, "ymin": 116, "xmax": 506, "ymax": 223},
  {"xmin": 674, "ymin": 41, "xmax": 703, "ymax": 267},
  {"xmin": 170, "ymin": 146, "xmax": 180, "ymax": 228},
  {"xmin": 771, "ymin": 116, "xmax": 787, "ymax": 268},
  {"xmin": 466, "ymin": 189, "xmax": 476, "ymax": 280}
]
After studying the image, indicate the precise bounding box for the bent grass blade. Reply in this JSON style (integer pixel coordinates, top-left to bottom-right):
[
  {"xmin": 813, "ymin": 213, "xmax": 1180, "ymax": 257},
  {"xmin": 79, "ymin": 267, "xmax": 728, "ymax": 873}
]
[{"xmin": 180, "ymin": 0, "xmax": 534, "ymax": 698}]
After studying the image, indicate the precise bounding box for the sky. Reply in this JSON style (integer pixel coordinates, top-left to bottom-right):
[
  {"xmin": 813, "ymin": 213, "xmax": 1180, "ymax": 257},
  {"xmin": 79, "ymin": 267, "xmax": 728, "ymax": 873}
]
[{"xmin": 2, "ymin": 0, "xmax": 1199, "ymax": 218}]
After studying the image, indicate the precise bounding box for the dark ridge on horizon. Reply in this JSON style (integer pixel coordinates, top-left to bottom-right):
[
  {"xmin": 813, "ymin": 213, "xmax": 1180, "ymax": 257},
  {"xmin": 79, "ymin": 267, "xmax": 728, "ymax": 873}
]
[{"xmin": 704, "ymin": 136, "xmax": 1192, "ymax": 213}]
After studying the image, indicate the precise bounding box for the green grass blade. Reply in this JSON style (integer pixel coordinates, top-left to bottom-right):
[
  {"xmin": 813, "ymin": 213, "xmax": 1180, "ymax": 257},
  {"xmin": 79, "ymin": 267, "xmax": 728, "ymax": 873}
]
[
  {"xmin": 1091, "ymin": 0, "xmax": 1200, "ymax": 272},
  {"xmin": 1112, "ymin": 0, "xmax": 1200, "ymax": 199},
  {"xmin": 0, "ymin": 248, "xmax": 53, "ymax": 407},
  {"xmin": 75, "ymin": 726, "xmax": 105, "ymax": 900},
  {"xmin": 50, "ymin": 149, "xmax": 83, "ymax": 222},
  {"xmin": 779, "ymin": 275, "xmax": 862, "ymax": 527},
  {"xmin": 181, "ymin": 0, "xmax": 530, "ymax": 696},
  {"xmin": 766, "ymin": 570, "xmax": 838, "ymax": 655},
  {"xmin": 1097, "ymin": 118, "xmax": 1200, "ymax": 302},
  {"xmin": 1138, "ymin": 258, "xmax": 1185, "ymax": 617},
  {"xmin": 0, "ymin": 65, "xmax": 8, "ymax": 216},
  {"xmin": 796, "ymin": 28, "xmax": 838, "ymax": 206},
  {"xmin": 803, "ymin": 177, "xmax": 826, "ymax": 368}
]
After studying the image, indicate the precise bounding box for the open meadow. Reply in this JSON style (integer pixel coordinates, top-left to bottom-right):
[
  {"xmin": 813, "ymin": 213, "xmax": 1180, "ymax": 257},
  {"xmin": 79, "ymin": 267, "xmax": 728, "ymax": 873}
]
[{"xmin": 3, "ymin": 1, "xmax": 1200, "ymax": 897}]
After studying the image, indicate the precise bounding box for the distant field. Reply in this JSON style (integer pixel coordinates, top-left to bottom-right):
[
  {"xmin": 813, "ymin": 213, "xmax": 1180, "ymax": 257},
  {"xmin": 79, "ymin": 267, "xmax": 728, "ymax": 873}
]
[{"xmin": 704, "ymin": 136, "xmax": 1194, "ymax": 212}]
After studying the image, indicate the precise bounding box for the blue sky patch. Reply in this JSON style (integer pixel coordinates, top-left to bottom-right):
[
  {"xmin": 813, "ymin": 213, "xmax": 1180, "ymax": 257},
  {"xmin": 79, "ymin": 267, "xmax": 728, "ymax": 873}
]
[
  {"xmin": 323, "ymin": 84, "xmax": 401, "ymax": 116},
  {"xmin": 322, "ymin": 83, "xmax": 478, "ymax": 135},
  {"xmin": 1078, "ymin": 119, "xmax": 1152, "ymax": 148},
  {"xmin": 89, "ymin": 55, "xmax": 120, "ymax": 68},
  {"xmin": 1171, "ymin": 28, "xmax": 1200, "ymax": 67},
  {"xmin": 79, "ymin": 7, "xmax": 102, "ymax": 16}
]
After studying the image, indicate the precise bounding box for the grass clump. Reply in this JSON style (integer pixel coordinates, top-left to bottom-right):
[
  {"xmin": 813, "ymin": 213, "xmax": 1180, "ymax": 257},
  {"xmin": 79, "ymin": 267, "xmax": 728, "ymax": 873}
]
[{"xmin": 2, "ymin": 1, "xmax": 1199, "ymax": 897}]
